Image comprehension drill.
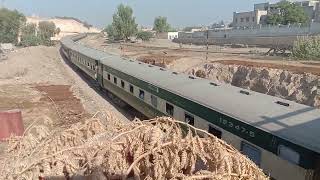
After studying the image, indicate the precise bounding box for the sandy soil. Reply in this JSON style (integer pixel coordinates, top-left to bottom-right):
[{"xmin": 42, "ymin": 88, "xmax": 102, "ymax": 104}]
[
  {"xmin": 27, "ymin": 17, "xmax": 101, "ymax": 40},
  {"xmin": 0, "ymin": 45, "xmax": 129, "ymax": 135}
]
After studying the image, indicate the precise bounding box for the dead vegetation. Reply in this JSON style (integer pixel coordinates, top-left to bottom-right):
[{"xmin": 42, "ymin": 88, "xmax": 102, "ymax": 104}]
[{"xmin": 0, "ymin": 115, "xmax": 268, "ymax": 180}]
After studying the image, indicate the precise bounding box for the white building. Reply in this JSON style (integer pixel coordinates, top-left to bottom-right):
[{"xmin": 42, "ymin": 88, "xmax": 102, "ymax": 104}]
[
  {"xmin": 156, "ymin": 32, "xmax": 179, "ymax": 40},
  {"xmin": 233, "ymin": 10, "xmax": 268, "ymax": 27}
]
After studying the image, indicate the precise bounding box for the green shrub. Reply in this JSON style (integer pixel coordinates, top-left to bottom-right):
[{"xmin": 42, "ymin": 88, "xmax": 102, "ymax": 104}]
[
  {"xmin": 20, "ymin": 23, "xmax": 40, "ymax": 47},
  {"xmin": 136, "ymin": 31, "xmax": 153, "ymax": 41},
  {"xmin": 292, "ymin": 36, "xmax": 320, "ymax": 60},
  {"xmin": 0, "ymin": 8, "xmax": 26, "ymax": 44},
  {"xmin": 20, "ymin": 34, "xmax": 40, "ymax": 47}
]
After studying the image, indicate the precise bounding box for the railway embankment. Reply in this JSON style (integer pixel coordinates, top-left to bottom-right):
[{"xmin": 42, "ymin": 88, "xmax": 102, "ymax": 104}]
[{"xmin": 190, "ymin": 61, "xmax": 320, "ymax": 108}]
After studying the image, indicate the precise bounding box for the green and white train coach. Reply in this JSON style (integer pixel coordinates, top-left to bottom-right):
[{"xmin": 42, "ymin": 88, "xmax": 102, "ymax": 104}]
[{"xmin": 61, "ymin": 35, "xmax": 320, "ymax": 180}]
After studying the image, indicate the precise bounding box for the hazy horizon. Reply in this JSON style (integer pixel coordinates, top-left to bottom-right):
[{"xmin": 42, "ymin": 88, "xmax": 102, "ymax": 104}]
[{"xmin": 2, "ymin": 0, "xmax": 279, "ymax": 28}]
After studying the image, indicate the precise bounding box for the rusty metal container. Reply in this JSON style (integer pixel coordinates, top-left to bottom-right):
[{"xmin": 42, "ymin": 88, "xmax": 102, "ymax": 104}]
[{"xmin": 0, "ymin": 109, "xmax": 24, "ymax": 140}]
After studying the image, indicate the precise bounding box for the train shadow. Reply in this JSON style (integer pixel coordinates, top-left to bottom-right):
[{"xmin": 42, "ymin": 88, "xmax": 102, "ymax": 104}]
[{"xmin": 58, "ymin": 47, "xmax": 147, "ymax": 121}]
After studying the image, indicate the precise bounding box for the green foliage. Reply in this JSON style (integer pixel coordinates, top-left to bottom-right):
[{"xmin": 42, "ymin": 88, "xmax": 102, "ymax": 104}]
[
  {"xmin": 266, "ymin": 1, "xmax": 308, "ymax": 25},
  {"xmin": 20, "ymin": 34, "xmax": 40, "ymax": 47},
  {"xmin": 153, "ymin": 16, "xmax": 171, "ymax": 33},
  {"xmin": 105, "ymin": 24, "xmax": 117, "ymax": 40},
  {"xmin": 136, "ymin": 31, "xmax": 153, "ymax": 41},
  {"xmin": 0, "ymin": 8, "xmax": 26, "ymax": 44},
  {"xmin": 292, "ymin": 36, "xmax": 320, "ymax": 60},
  {"xmin": 106, "ymin": 4, "xmax": 138, "ymax": 41},
  {"xmin": 55, "ymin": 27, "xmax": 61, "ymax": 35},
  {"xmin": 38, "ymin": 21, "xmax": 56, "ymax": 46},
  {"xmin": 20, "ymin": 23, "xmax": 40, "ymax": 47}
]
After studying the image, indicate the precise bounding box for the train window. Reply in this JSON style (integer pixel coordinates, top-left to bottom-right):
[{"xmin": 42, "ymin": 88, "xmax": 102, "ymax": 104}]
[
  {"xmin": 151, "ymin": 95, "xmax": 157, "ymax": 108},
  {"xmin": 241, "ymin": 142, "xmax": 261, "ymax": 166},
  {"xmin": 208, "ymin": 125, "xmax": 222, "ymax": 139},
  {"xmin": 121, "ymin": 80, "xmax": 125, "ymax": 88},
  {"xmin": 209, "ymin": 82, "xmax": 219, "ymax": 86},
  {"xmin": 107, "ymin": 74, "xmax": 111, "ymax": 80},
  {"xmin": 139, "ymin": 90, "xmax": 145, "ymax": 100},
  {"xmin": 276, "ymin": 101, "xmax": 290, "ymax": 107},
  {"xmin": 114, "ymin": 77, "xmax": 117, "ymax": 84},
  {"xmin": 185, "ymin": 113, "xmax": 194, "ymax": 126},
  {"xmin": 129, "ymin": 85, "xmax": 134, "ymax": 94},
  {"xmin": 278, "ymin": 145, "xmax": 300, "ymax": 164},
  {"xmin": 240, "ymin": 90, "xmax": 250, "ymax": 95},
  {"xmin": 166, "ymin": 103, "xmax": 174, "ymax": 116}
]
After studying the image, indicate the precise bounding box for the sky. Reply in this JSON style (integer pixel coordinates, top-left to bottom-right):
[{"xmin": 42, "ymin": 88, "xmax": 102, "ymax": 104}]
[{"xmin": 2, "ymin": 0, "xmax": 279, "ymax": 28}]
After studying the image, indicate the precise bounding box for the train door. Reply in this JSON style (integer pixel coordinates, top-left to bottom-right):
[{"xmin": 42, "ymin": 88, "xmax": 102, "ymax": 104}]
[{"xmin": 96, "ymin": 61, "xmax": 104, "ymax": 88}]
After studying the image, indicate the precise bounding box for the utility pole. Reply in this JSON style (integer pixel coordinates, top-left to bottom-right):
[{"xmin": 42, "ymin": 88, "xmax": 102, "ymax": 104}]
[{"xmin": 205, "ymin": 29, "xmax": 209, "ymax": 61}]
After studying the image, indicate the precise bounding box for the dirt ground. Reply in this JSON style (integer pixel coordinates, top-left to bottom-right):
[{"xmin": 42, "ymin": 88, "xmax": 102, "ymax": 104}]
[
  {"xmin": 0, "ymin": 45, "xmax": 130, "ymax": 150},
  {"xmin": 80, "ymin": 34, "xmax": 320, "ymax": 75}
]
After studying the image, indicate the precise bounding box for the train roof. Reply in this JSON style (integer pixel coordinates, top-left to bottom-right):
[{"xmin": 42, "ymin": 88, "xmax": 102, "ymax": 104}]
[{"xmin": 61, "ymin": 35, "xmax": 320, "ymax": 154}]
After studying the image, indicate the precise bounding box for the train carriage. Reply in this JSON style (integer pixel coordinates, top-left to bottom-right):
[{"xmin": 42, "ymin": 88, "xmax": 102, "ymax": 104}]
[{"xmin": 61, "ymin": 34, "xmax": 320, "ymax": 180}]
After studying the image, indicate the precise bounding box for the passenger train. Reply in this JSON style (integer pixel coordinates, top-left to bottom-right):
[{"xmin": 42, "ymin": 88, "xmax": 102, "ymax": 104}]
[{"xmin": 60, "ymin": 34, "xmax": 320, "ymax": 180}]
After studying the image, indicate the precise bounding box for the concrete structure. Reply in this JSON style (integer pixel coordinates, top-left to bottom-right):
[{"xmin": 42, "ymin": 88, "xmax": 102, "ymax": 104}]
[
  {"xmin": 156, "ymin": 32, "xmax": 179, "ymax": 40},
  {"xmin": 254, "ymin": 1, "xmax": 320, "ymax": 23},
  {"xmin": 174, "ymin": 22, "xmax": 320, "ymax": 47},
  {"xmin": 233, "ymin": 10, "xmax": 268, "ymax": 27},
  {"xmin": 0, "ymin": 110, "xmax": 23, "ymax": 140}
]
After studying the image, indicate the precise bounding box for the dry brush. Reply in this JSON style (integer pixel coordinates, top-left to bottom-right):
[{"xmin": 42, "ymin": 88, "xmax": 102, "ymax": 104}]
[{"xmin": 0, "ymin": 115, "xmax": 269, "ymax": 180}]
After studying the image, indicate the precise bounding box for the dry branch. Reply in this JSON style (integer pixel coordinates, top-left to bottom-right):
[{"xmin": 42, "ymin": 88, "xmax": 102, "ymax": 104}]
[{"xmin": 0, "ymin": 116, "xmax": 269, "ymax": 180}]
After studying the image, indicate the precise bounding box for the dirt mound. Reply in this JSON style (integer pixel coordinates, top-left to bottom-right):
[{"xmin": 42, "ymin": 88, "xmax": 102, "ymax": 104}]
[
  {"xmin": 137, "ymin": 55, "xmax": 182, "ymax": 67},
  {"xmin": 214, "ymin": 60, "xmax": 320, "ymax": 76},
  {"xmin": 0, "ymin": 117, "xmax": 268, "ymax": 180},
  {"xmin": 191, "ymin": 62, "xmax": 320, "ymax": 108},
  {"xmin": 27, "ymin": 16, "xmax": 101, "ymax": 40}
]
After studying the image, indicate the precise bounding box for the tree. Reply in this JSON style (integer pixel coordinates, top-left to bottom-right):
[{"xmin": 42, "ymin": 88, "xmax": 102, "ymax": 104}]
[
  {"xmin": 153, "ymin": 16, "xmax": 171, "ymax": 33},
  {"xmin": 266, "ymin": 1, "xmax": 308, "ymax": 25},
  {"xmin": 136, "ymin": 31, "xmax": 153, "ymax": 41},
  {"xmin": 0, "ymin": 8, "xmax": 26, "ymax": 44},
  {"xmin": 20, "ymin": 23, "xmax": 40, "ymax": 47},
  {"xmin": 106, "ymin": 4, "xmax": 138, "ymax": 41},
  {"xmin": 38, "ymin": 21, "xmax": 56, "ymax": 45},
  {"xmin": 55, "ymin": 27, "xmax": 61, "ymax": 35}
]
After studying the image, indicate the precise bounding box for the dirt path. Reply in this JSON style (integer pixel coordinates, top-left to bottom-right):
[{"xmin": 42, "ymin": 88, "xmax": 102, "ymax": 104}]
[{"xmin": 0, "ymin": 45, "xmax": 129, "ymax": 132}]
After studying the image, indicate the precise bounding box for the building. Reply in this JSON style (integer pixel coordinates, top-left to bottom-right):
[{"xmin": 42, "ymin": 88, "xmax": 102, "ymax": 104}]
[
  {"xmin": 232, "ymin": 10, "xmax": 268, "ymax": 27},
  {"xmin": 233, "ymin": 0, "xmax": 320, "ymax": 27},
  {"xmin": 294, "ymin": 1, "xmax": 319, "ymax": 21},
  {"xmin": 156, "ymin": 32, "xmax": 179, "ymax": 40},
  {"xmin": 254, "ymin": 1, "xmax": 320, "ymax": 23}
]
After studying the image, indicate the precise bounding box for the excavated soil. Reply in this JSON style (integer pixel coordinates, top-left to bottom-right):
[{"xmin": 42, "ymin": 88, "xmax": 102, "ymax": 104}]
[
  {"xmin": 214, "ymin": 60, "xmax": 320, "ymax": 76},
  {"xmin": 137, "ymin": 55, "xmax": 182, "ymax": 67},
  {"xmin": 34, "ymin": 85, "xmax": 90, "ymax": 126},
  {"xmin": 191, "ymin": 62, "xmax": 320, "ymax": 108}
]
